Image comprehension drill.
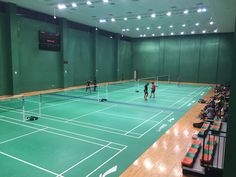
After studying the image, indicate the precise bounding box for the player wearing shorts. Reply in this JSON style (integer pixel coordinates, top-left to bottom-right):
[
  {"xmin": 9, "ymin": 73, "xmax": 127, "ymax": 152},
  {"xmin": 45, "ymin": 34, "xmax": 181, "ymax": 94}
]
[
  {"xmin": 150, "ymin": 82, "xmax": 156, "ymax": 98},
  {"xmin": 144, "ymin": 83, "xmax": 149, "ymax": 101}
]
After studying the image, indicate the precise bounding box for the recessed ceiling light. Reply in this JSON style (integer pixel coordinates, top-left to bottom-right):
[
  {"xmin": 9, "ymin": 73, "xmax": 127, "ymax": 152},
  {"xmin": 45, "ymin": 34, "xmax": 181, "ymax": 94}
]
[
  {"xmin": 126, "ymin": 28, "xmax": 130, "ymax": 31},
  {"xmin": 152, "ymin": 34, "xmax": 155, "ymax": 36},
  {"xmin": 143, "ymin": 34, "xmax": 146, "ymax": 37},
  {"xmin": 124, "ymin": 17, "xmax": 128, "ymax": 21},
  {"xmin": 170, "ymin": 32, "xmax": 174, "ymax": 35},
  {"xmin": 182, "ymin": 24, "xmax": 186, "ymax": 27},
  {"xmin": 136, "ymin": 27, "xmax": 140, "ymax": 31},
  {"xmin": 180, "ymin": 32, "xmax": 184, "ymax": 35},
  {"xmin": 161, "ymin": 33, "xmax": 164, "ymax": 36},
  {"xmin": 111, "ymin": 18, "xmax": 115, "ymax": 22},
  {"xmin": 86, "ymin": 1, "xmax": 92, "ymax": 5},
  {"xmin": 58, "ymin": 4, "xmax": 66, "ymax": 9},
  {"xmin": 71, "ymin": 3, "xmax": 77, "ymax": 8},
  {"xmin": 99, "ymin": 19, "xmax": 106, "ymax": 23},
  {"xmin": 202, "ymin": 8, "xmax": 207, "ymax": 12},
  {"xmin": 122, "ymin": 29, "xmax": 126, "ymax": 32},
  {"xmin": 103, "ymin": 0, "xmax": 109, "ymax": 3},
  {"xmin": 137, "ymin": 15, "xmax": 141, "ymax": 19},
  {"xmin": 166, "ymin": 12, "xmax": 171, "ymax": 16},
  {"xmin": 183, "ymin": 10, "xmax": 189, "ymax": 14},
  {"xmin": 202, "ymin": 30, "xmax": 206, "ymax": 33},
  {"xmin": 151, "ymin": 13, "xmax": 156, "ymax": 18},
  {"xmin": 195, "ymin": 23, "xmax": 199, "ymax": 26},
  {"xmin": 169, "ymin": 25, "xmax": 173, "ymax": 28},
  {"xmin": 214, "ymin": 29, "xmax": 218, "ymax": 33},
  {"xmin": 146, "ymin": 27, "xmax": 150, "ymax": 30},
  {"xmin": 191, "ymin": 31, "xmax": 195, "ymax": 34},
  {"xmin": 210, "ymin": 21, "xmax": 214, "ymax": 25},
  {"xmin": 197, "ymin": 8, "xmax": 202, "ymax": 13},
  {"xmin": 158, "ymin": 26, "xmax": 162, "ymax": 29}
]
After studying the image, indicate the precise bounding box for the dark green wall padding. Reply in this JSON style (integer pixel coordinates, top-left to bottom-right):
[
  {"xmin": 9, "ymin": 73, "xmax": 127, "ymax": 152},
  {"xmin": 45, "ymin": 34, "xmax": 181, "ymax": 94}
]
[{"xmin": 133, "ymin": 34, "xmax": 234, "ymax": 83}]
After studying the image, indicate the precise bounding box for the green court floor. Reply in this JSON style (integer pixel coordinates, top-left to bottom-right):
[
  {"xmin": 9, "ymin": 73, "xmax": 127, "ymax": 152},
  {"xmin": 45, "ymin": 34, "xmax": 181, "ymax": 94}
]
[{"xmin": 0, "ymin": 82, "xmax": 211, "ymax": 177}]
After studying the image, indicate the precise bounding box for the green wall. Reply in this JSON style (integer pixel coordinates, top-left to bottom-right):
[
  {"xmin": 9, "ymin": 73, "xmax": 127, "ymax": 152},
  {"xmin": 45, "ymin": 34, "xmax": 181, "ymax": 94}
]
[
  {"xmin": 133, "ymin": 34, "xmax": 234, "ymax": 84},
  {"xmin": 17, "ymin": 17, "xmax": 62, "ymax": 92},
  {"xmin": 0, "ymin": 12, "xmax": 11, "ymax": 95}
]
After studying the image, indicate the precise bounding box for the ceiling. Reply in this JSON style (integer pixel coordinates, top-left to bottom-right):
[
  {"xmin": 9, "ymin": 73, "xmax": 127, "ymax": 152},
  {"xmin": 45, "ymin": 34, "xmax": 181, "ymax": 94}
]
[{"xmin": 1, "ymin": 0, "xmax": 236, "ymax": 38}]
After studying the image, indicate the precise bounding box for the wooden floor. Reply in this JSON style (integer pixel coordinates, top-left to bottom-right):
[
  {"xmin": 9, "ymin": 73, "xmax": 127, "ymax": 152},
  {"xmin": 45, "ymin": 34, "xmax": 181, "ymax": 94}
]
[{"xmin": 120, "ymin": 88, "xmax": 214, "ymax": 177}]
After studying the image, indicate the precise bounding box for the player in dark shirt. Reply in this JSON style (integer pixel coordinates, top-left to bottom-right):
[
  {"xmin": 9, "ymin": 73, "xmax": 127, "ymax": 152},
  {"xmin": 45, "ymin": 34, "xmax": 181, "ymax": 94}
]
[
  {"xmin": 144, "ymin": 83, "xmax": 149, "ymax": 101},
  {"xmin": 86, "ymin": 80, "xmax": 91, "ymax": 93},
  {"xmin": 93, "ymin": 79, "xmax": 97, "ymax": 92}
]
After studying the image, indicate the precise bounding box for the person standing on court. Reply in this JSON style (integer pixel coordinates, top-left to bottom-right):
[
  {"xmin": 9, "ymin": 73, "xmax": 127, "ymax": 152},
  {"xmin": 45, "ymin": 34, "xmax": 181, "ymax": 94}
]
[
  {"xmin": 86, "ymin": 80, "xmax": 91, "ymax": 93},
  {"xmin": 150, "ymin": 82, "xmax": 157, "ymax": 98},
  {"xmin": 144, "ymin": 83, "xmax": 149, "ymax": 101},
  {"xmin": 93, "ymin": 79, "xmax": 97, "ymax": 92}
]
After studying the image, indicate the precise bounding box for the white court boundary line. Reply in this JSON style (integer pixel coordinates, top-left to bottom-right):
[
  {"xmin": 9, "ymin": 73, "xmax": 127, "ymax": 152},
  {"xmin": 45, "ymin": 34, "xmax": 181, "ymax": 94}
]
[{"xmin": 0, "ymin": 151, "xmax": 62, "ymax": 177}]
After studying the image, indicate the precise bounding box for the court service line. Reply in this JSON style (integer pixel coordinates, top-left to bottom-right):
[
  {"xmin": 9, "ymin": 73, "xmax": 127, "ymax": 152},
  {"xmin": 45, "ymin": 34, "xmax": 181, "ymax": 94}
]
[
  {"xmin": 0, "ymin": 117, "xmax": 124, "ymax": 151},
  {"xmin": 57, "ymin": 143, "xmax": 113, "ymax": 176},
  {"xmin": 27, "ymin": 111, "xmax": 141, "ymax": 136},
  {"xmin": 0, "ymin": 127, "xmax": 48, "ymax": 145},
  {"xmin": 139, "ymin": 112, "xmax": 174, "ymax": 138},
  {"xmin": 168, "ymin": 96, "xmax": 188, "ymax": 108},
  {"xmin": 0, "ymin": 151, "xmax": 61, "ymax": 176},
  {"xmin": 86, "ymin": 146, "xmax": 128, "ymax": 177},
  {"xmin": 0, "ymin": 115, "xmax": 127, "ymax": 148},
  {"xmin": 125, "ymin": 111, "xmax": 164, "ymax": 135}
]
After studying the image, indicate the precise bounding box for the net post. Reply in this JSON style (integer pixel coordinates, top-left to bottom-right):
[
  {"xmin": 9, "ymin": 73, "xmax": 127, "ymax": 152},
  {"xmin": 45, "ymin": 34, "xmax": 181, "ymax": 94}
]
[
  {"xmin": 22, "ymin": 96, "xmax": 25, "ymax": 121},
  {"xmin": 39, "ymin": 94, "xmax": 42, "ymax": 118}
]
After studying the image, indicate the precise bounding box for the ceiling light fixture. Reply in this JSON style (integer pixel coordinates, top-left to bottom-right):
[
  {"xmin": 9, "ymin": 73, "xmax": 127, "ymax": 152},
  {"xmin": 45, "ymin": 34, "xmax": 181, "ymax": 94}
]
[
  {"xmin": 210, "ymin": 21, "xmax": 214, "ymax": 25},
  {"xmin": 152, "ymin": 34, "xmax": 155, "ymax": 36},
  {"xmin": 214, "ymin": 29, "xmax": 218, "ymax": 33},
  {"xmin": 86, "ymin": 1, "xmax": 92, "ymax": 5},
  {"xmin": 180, "ymin": 32, "xmax": 184, "ymax": 35},
  {"xmin": 99, "ymin": 19, "xmax": 106, "ymax": 23},
  {"xmin": 71, "ymin": 2, "xmax": 77, "ymax": 8},
  {"xmin": 191, "ymin": 31, "xmax": 195, "ymax": 34},
  {"xmin": 122, "ymin": 29, "xmax": 126, "ymax": 32},
  {"xmin": 126, "ymin": 28, "xmax": 130, "ymax": 31},
  {"xmin": 111, "ymin": 18, "xmax": 115, "ymax": 22},
  {"xmin": 146, "ymin": 27, "xmax": 150, "ymax": 30},
  {"xmin": 140, "ymin": 34, "xmax": 143, "ymax": 37},
  {"xmin": 169, "ymin": 25, "xmax": 173, "ymax": 28},
  {"xmin": 137, "ymin": 15, "xmax": 141, "ymax": 19},
  {"xmin": 151, "ymin": 13, "xmax": 156, "ymax": 18},
  {"xmin": 143, "ymin": 34, "xmax": 146, "ymax": 37},
  {"xmin": 136, "ymin": 27, "xmax": 140, "ymax": 31},
  {"xmin": 124, "ymin": 17, "xmax": 128, "ymax": 21},
  {"xmin": 170, "ymin": 32, "xmax": 174, "ymax": 35},
  {"xmin": 182, "ymin": 24, "xmax": 186, "ymax": 27},
  {"xmin": 161, "ymin": 33, "xmax": 164, "ymax": 36},
  {"xmin": 58, "ymin": 4, "xmax": 66, "ymax": 9},
  {"xmin": 202, "ymin": 30, "xmax": 206, "ymax": 33},
  {"xmin": 195, "ymin": 23, "xmax": 199, "ymax": 26},
  {"xmin": 166, "ymin": 12, "xmax": 171, "ymax": 16},
  {"xmin": 103, "ymin": 0, "xmax": 109, "ymax": 3},
  {"xmin": 183, "ymin": 10, "xmax": 189, "ymax": 14},
  {"xmin": 158, "ymin": 26, "xmax": 162, "ymax": 29}
]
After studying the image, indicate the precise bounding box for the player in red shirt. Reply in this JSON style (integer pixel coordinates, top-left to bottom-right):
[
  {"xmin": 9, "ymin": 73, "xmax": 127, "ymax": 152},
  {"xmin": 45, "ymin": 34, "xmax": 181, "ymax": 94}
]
[{"xmin": 150, "ymin": 82, "xmax": 157, "ymax": 98}]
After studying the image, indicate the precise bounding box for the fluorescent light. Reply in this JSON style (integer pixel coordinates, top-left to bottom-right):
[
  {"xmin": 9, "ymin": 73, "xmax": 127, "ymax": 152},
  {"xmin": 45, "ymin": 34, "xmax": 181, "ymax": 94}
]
[
  {"xmin": 210, "ymin": 21, "xmax": 214, "ymax": 25},
  {"xmin": 58, "ymin": 4, "xmax": 66, "ymax": 9},
  {"xmin": 195, "ymin": 23, "xmax": 199, "ymax": 26},
  {"xmin": 71, "ymin": 3, "xmax": 77, "ymax": 8},
  {"xmin": 152, "ymin": 34, "xmax": 155, "ymax": 36},
  {"xmin": 182, "ymin": 24, "xmax": 186, "ymax": 27},
  {"xmin": 86, "ymin": 1, "xmax": 92, "ymax": 5},
  {"xmin": 111, "ymin": 18, "xmax": 115, "ymax": 22},
  {"xmin": 99, "ymin": 19, "xmax": 106, "ymax": 23},
  {"xmin": 183, "ymin": 10, "xmax": 189, "ymax": 14},
  {"xmin": 191, "ymin": 31, "xmax": 195, "ymax": 34},
  {"xmin": 103, "ymin": 0, "xmax": 109, "ymax": 3},
  {"xmin": 170, "ymin": 32, "xmax": 174, "ymax": 35},
  {"xmin": 180, "ymin": 32, "xmax": 184, "ymax": 35},
  {"xmin": 161, "ymin": 33, "xmax": 164, "ymax": 36},
  {"xmin": 136, "ymin": 27, "xmax": 140, "ymax": 31},
  {"xmin": 197, "ymin": 8, "xmax": 207, "ymax": 13},
  {"xmin": 214, "ymin": 29, "xmax": 218, "ymax": 33},
  {"xmin": 158, "ymin": 26, "xmax": 162, "ymax": 29},
  {"xmin": 151, "ymin": 13, "xmax": 156, "ymax": 18},
  {"xmin": 124, "ymin": 17, "xmax": 128, "ymax": 21},
  {"xmin": 146, "ymin": 27, "xmax": 150, "ymax": 30},
  {"xmin": 169, "ymin": 25, "xmax": 173, "ymax": 28},
  {"xmin": 137, "ymin": 15, "xmax": 141, "ymax": 19},
  {"xmin": 166, "ymin": 12, "xmax": 171, "ymax": 16},
  {"xmin": 202, "ymin": 30, "xmax": 206, "ymax": 33}
]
